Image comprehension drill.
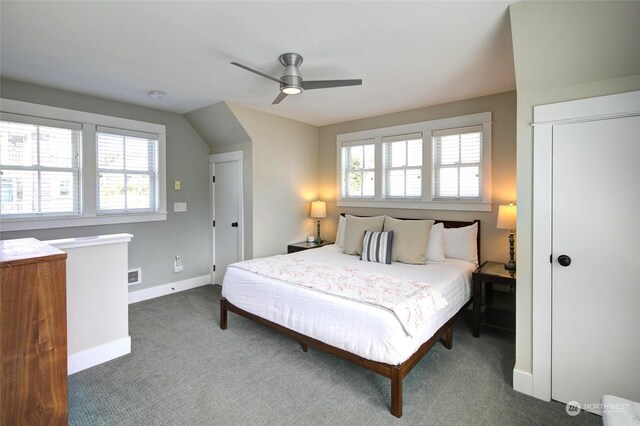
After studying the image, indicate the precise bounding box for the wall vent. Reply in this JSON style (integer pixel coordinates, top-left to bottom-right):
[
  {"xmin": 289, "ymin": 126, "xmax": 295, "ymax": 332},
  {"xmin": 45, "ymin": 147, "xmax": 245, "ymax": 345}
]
[{"xmin": 128, "ymin": 268, "xmax": 142, "ymax": 286}]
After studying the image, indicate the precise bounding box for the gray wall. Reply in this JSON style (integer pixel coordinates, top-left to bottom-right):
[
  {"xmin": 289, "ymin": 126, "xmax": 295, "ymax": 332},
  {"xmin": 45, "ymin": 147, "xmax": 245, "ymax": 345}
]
[{"xmin": 0, "ymin": 78, "xmax": 211, "ymax": 291}]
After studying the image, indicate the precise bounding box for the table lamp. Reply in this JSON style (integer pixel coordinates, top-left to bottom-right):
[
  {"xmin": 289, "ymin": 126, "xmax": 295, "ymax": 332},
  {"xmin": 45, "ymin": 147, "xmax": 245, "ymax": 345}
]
[
  {"xmin": 497, "ymin": 203, "xmax": 517, "ymax": 271},
  {"xmin": 310, "ymin": 201, "xmax": 326, "ymax": 244}
]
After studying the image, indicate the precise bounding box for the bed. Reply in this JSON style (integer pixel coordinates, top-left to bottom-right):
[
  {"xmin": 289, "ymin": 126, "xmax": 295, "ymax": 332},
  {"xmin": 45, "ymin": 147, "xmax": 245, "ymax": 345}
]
[{"xmin": 220, "ymin": 218, "xmax": 480, "ymax": 418}]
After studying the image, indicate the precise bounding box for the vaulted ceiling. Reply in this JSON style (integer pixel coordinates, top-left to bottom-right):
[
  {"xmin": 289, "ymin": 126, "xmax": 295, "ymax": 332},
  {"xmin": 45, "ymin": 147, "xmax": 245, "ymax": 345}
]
[{"xmin": 0, "ymin": 1, "xmax": 516, "ymax": 126}]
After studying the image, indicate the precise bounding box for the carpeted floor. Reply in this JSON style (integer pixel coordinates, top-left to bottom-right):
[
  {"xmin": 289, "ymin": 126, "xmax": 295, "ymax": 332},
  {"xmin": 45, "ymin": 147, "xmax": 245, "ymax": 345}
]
[{"xmin": 69, "ymin": 285, "xmax": 600, "ymax": 425}]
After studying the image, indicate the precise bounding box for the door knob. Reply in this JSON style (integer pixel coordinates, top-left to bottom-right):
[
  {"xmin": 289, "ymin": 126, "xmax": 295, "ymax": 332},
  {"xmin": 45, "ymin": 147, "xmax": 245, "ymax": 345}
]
[
  {"xmin": 231, "ymin": 222, "xmax": 238, "ymax": 228},
  {"xmin": 558, "ymin": 255, "xmax": 572, "ymax": 267}
]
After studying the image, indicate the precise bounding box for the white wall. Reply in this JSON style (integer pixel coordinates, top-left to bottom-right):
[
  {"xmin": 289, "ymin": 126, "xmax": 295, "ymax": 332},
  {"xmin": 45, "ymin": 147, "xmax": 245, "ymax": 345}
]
[
  {"xmin": 45, "ymin": 234, "xmax": 132, "ymax": 374},
  {"xmin": 509, "ymin": 0, "xmax": 640, "ymax": 386},
  {"xmin": 227, "ymin": 103, "xmax": 319, "ymax": 258}
]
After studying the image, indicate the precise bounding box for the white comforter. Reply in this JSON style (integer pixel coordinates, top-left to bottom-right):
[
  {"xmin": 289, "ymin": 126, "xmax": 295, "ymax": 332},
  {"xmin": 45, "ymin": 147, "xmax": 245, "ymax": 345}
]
[{"xmin": 222, "ymin": 244, "xmax": 474, "ymax": 365}]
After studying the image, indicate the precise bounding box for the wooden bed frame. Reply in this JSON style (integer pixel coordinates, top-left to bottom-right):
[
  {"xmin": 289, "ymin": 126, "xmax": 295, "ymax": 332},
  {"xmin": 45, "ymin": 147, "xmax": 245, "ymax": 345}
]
[{"xmin": 220, "ymin": 218, "xmax": 480, "ymax": 418}]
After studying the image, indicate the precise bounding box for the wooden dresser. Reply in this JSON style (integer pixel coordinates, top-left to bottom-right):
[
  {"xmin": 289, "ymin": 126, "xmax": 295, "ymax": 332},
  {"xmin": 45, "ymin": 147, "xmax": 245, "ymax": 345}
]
[{"xmin": 0, "ymin": 238, "xmax": 68, "ymax": 425}]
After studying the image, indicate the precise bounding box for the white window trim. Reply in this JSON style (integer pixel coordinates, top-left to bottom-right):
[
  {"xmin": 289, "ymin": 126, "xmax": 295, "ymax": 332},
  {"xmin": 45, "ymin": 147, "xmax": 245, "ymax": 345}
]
[
  {"xmin": 336, "ymin": 112, "xmax": 492, "ymax": 211},
  {"xmin": 0, "ymin": 98, "xmax": 167, "ymax": 231}
]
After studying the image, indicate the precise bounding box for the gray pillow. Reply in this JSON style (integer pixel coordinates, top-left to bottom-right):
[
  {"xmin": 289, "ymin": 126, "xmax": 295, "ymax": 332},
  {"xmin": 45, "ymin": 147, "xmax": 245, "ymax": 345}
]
[
  {"xmin": 343, "ymin": 215, "xmax": 386, "ymax": 255},
  {"xmin": 383, "ymin": 217, "xmax": 434, "ymax": 264}
]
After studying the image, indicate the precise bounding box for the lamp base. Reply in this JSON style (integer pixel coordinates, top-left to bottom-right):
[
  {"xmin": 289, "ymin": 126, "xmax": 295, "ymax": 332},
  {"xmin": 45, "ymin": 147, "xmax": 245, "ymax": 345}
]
[
  {"xmin": 315, "ymin": 219, "xmax": 322, "ymax": 244},
  {"xmin": 505, "ymin": 231, "xmax": 516, "ymax": 272}
]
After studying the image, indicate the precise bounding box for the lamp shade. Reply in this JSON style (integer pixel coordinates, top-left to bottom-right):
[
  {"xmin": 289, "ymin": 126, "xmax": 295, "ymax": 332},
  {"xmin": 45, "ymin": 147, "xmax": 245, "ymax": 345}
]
[
  {"xmin": 310, "ymin": 201, "xmax": 326, "ymax": 219},
  {"xmin": 497, "ymin": 203, "xmax": 517, "ymax": 230}
]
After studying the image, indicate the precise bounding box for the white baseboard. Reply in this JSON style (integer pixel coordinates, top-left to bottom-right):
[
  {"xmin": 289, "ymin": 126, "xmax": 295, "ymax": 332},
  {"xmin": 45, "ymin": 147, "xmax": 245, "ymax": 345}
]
[
  {"xmin": 128, "ymin": 274, "xmax": 212, "ymax": 304},
  {"xmin": 68, "ymin": 336, "xmax": 131, "ymax": 375},
  {"xmin": 513, "ymin": 368, "xmax": 534, "ymax": 396}
]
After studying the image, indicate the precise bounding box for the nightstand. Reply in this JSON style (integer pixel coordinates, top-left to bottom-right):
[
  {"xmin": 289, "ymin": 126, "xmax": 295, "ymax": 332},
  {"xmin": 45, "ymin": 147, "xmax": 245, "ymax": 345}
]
[
  {"xmin": 287, "ymin": 241, "xmax": 333, "ymax": 254},
  {"xmin": 472, "ymin": 261, "xmax": 516, "ymax": 337}
]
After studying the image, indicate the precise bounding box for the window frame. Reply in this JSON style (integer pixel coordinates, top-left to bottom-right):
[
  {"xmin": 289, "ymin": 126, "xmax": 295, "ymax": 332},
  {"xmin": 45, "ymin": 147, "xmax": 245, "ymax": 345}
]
[
  {"xmin": 340, "ymin": 139, "xmax": 376, "ymax": 199},
  {"xmin": 0, "ymin": 116, "xmax": 83, "ymax": 218},
  {"xmin": 0, "ymin": 98, "xmax": 167, "ymax": 231},
  {"xmin": 336, "ymin": 112, "xmax": 492, "ymax": 211},
  {"xmin": 432, "ymin": 125, "xmax": 484, "ymax": 201},
  {"xmin": 95, "ymin": 127, "xmax": 160, "ymax": 215},
  {"xmin": 382, "ymin": 133, "xmax": 423, "ymax": 200}
]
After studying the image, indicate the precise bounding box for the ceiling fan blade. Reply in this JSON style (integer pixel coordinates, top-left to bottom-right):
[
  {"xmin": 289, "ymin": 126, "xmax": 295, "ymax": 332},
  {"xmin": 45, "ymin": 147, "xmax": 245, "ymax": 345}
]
[
  {"xmin": 231, "ymin": 62, "xmax": 283, "ymax": 84},
  {"xmin": 272, "ymin": 92, "xmax": 288, "ymax": 105},
  {"xmin": 303, "ymin": 79, "xmax": 362, "ymax": 90}
]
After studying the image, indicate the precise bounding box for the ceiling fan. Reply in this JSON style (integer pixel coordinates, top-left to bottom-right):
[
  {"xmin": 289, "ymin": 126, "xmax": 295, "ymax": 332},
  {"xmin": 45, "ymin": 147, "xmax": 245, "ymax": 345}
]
[{"xmin": 231, "ymin": 53, "xmax": 362, "ymax": 105}]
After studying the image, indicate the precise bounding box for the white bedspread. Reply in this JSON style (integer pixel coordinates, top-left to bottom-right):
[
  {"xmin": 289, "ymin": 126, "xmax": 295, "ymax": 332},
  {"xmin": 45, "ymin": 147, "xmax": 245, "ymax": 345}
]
[
  {"xmin": 228, "ymin": 256, "xmax": 448, "ymax": 337},
  {"xmin": 222, "ymin": 244, "xmax": 474, "ymax": 365}
]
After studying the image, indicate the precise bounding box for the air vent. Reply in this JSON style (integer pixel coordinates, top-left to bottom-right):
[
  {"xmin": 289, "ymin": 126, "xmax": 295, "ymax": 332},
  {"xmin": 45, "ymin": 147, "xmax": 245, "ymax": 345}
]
[{"xmin": 128, "ymin": 268, "xmax": 142, "ymax": 286}]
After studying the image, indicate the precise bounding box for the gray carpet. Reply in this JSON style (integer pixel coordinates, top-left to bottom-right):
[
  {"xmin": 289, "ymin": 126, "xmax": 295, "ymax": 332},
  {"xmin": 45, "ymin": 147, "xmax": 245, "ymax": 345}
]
[{"xmin": 69, "ymin": 285, "xmax": 600, "ymax": 425}]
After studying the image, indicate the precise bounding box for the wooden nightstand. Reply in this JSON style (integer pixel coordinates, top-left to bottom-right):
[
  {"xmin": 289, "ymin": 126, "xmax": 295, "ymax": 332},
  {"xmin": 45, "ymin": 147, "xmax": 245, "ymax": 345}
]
[
  {"xmin": 287, "ymin": 241, "xmax": 333, "ymax": 254},
  {"xmin": 472, "ymin": 261, "xmax": 516, "ymax": 337}
]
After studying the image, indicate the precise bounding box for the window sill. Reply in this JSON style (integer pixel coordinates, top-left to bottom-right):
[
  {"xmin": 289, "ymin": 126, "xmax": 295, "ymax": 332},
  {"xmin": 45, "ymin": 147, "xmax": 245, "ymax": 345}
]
[
  {"xmin": 337, "ymin": 199, "xmax": 492, "ymax": 212},
  {"xmin": 0, "ymin": 212, "xmax": 167, "ymax": 232}
]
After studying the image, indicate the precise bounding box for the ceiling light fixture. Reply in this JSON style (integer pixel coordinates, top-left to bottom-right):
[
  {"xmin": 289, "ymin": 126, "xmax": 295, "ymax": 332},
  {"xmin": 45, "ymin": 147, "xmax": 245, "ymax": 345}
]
[
  {"xmin": 282, "ymin": 86, "xmax": 302, "ymax": 95},
  {"xmin": 148, "ymin": 90, "xmax": 166, "ymax": 99}
]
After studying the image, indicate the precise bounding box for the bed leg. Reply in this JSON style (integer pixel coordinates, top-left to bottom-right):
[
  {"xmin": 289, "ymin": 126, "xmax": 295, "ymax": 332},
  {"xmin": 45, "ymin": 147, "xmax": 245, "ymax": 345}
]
[
  {"xmin": 299, "ymin": 342, "xmax": 309, "ymax": 352},
  {"xmin": 220, "ymin": 298, "xmax": 228, "ymax": 330},
  {"xmin": 444, "ymin": 325, "xmax": 453, "ymax": 350},
  {"xmin": 390, "ymin": 367, "xmax": 403, "ymax": 418}
]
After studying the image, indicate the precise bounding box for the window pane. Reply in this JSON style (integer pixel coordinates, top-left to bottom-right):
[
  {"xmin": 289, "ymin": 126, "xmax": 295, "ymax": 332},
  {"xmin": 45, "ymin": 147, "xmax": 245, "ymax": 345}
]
[
  {"xmin": 348, "ymin": 171, "xmax": 362, "ymax": 196},
  {"xmin": 407, "ymin": 139, "xmax": 422, "ymax": 167},
  {"xmin": 391, "ymin": 141, "xmax": 406, "ymax": 167},
  {"xmin": 39, "ymin": 126, "xmax": 76, "ymax": 168},
  {"xmin": 460, "ymin": 132, "xmax": 481, "ymax": 164},
  {"xmin": 363, "ymin": 144, "xmax": 375, "ymax": 169},
  {"xmin": 349, "ymin": 145, "xmax": 363, "ymax": 170},
  {"xmin": 127, "ymin": 174, "xmax": 151, "ymax": 209},
  {"xmin": 438, "ymin": 135, "xmax": 460, "ymax": 165},
  {"xmin": 406, "ymin": 169, "xmax": 421, "ymax": 197},
  {"xmin": 438, "ymin": 167, "xmax": 458, "ymax": 197},
  {"xmin": 362, "ymin": 171, "xmax": 375, "ymax": 197},
  {"xmin": 388, "ymin": 170, "xmax": 405, "ymax": 197},
  {"xmin": 0, "ymin": 121, "xmax": 37, "ymax": 166},
  {"xmin": 0, "ymin": 170, "xmax": 37, "ymax": 214},
  {"xmin": 97, "ymin": 133, "xmax": 124, "ymax": 169},
  {"xmin": 40, "ymin": 171, "xmax": 76, "ymax": 213},
  {"xmin": 99, "ymin": 173, "xmax": 125, "ymax": 210},
  {"xmin": 460, "ymin": 166, "xmax": 480, "ymax": 197},
  {"xmin": 125, "ymin": 137, "xmax": 150, "ymax": 171}
]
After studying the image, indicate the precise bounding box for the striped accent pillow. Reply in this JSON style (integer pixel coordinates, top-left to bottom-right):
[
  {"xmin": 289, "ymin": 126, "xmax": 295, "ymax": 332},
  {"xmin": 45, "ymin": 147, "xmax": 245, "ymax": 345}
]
[{"xmin": 360, "ymin": 230, "xmax": 394, "ymax": 264}]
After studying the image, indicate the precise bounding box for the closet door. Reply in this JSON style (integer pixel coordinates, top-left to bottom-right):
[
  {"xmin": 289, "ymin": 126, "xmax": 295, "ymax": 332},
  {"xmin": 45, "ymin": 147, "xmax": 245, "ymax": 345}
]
[{"xmin": 551, "ymin": 115, "xmax": 640, "ymax": 412}]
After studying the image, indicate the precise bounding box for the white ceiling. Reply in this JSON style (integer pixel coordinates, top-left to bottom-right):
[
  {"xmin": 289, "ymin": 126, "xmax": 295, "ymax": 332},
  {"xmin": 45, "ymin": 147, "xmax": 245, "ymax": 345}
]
[{"xmin": 0, "ymin": 1, "xmax": 516, "ymax": 126}]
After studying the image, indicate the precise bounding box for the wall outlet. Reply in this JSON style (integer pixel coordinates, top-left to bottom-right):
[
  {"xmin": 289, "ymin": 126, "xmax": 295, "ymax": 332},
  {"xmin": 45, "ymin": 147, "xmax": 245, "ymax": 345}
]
[{"xmin": 174, "ymin": 255, "xmax": 183, "ymax": 273}]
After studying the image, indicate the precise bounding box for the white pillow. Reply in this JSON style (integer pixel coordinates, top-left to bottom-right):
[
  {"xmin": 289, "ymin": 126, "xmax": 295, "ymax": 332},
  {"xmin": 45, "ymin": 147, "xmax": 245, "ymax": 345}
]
[
  {"xmin": 335, "ymin": 215, "xmax": 346, "ymax": 247},
  {"xmin": 425, "ymin": 223, "xmax": 445, "ymax": 262},
  {"xmin": 443, "ymin": 223, "xmax": 478, "ymax": 264}
]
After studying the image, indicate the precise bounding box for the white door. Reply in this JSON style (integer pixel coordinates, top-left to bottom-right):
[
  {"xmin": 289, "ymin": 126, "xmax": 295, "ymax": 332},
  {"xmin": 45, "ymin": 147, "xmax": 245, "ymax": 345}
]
[
  {"xmin": 212, "ymin": 158, "xmax": 243, "ymax": 285},
  {"xmin": 551, "ymin": 116, "xmax": 640, "ymax": 412}
]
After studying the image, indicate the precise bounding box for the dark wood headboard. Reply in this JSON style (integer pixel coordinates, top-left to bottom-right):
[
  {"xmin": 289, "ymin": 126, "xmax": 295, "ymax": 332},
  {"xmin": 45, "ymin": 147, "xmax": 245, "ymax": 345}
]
[{"xmin": 339, "ymin": 213, "xmax": 481, "ymax": 263}]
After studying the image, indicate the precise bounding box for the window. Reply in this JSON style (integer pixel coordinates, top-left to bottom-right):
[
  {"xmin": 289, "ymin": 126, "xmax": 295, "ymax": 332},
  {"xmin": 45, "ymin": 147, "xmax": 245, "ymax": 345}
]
[
  {"xmin": 336, "ymin": 112, "xmax": 492, "ymax": 211},
  {"xmin": 433, "ymin": 126, "xmax": 482, "ymax": 200},
  {"xmin": 382, "ymin": 133, "xmax": 422, "ymax": 198},
  {"xmin": 341, "ymin": 141, "xmax": 375, "ymax": 198},
  {"xmin": 0, "ymin": 119, "xmax": 81, "ymax": 218},
  {"xmin": 0, "ymin": 99, "xmax": 167, "ymax": 231},
  {"xmin": 96, "ymin": 128, "xmax": 159, "ymax": 213}
]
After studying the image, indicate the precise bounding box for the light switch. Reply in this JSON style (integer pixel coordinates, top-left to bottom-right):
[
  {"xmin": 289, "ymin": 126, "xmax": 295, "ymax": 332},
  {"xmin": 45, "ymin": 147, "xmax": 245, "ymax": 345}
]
[
  {"xmin": 174, "ymin": 202, "xmax": 187, "ymax": 212},
  {"xmin": 174, "ymin": 180, "xmax": 181, "ymax": 191}
]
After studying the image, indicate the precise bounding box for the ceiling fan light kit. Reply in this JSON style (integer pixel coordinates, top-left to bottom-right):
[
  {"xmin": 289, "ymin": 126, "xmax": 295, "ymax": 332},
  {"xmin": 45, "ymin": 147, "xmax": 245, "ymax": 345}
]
[{"xmin": 231, "ymin": 52, "xmax": 362, "ymax": 105}]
